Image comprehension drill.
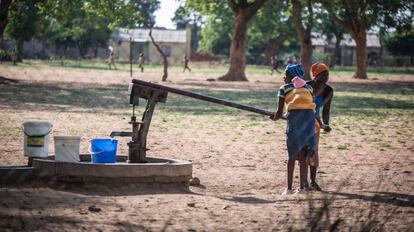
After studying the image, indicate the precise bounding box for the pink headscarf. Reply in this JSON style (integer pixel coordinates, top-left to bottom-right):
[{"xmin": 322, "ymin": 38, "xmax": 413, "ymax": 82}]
[{"xmin": 292, "ymin": 76, "xmax": 306, "ymax": 88}]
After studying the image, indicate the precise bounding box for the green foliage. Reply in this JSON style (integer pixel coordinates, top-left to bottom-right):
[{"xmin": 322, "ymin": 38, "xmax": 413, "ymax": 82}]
[
  {"xmin": 172, "ymin": 4, "xmax": 203, "ymax": 50},
  {"xmin": 0, "ymin": 49, "xmax": 11, "ymax": 61},
  {"xmin": 87, "ymin": 0, "xmax": 160, "ymax": 29},
  {"xmin": 313, "ymin": 51, "xmax": 329, "ymax": 64},
  {"xmin": 6, "ymin": 0, "xmax": 43, "ymax": 57},
  {"xmin": 188, "ymin": 0, "xmax": 297, "ymax": 63},
  {"xmin": 185, "ymin": 0, "xmax": 225, "ymax": 15},
  {"xmin": 385, "ymin": 30, "xmax": 414, "ymax": 58},
  {"xmin": 247, "ymin": 0, "xmax": 295, "ymax": 63},
  {"xmin": 314, "ymin": 8, "xmax": 344, "ymax": 42},
  {"xmin": 4, "ymin": 0, "xmax": 160, "ymax": 59},
  {"xmin": 374, "ymin": 0, "xmax": 414, "ymax": 33},
  {"xmin": 186, "ymin": 0, "xmax": 231, "ymax": 56},
  {"xmin": 198, "ymin": 8, "xmax": 233, "ymax": 57}
]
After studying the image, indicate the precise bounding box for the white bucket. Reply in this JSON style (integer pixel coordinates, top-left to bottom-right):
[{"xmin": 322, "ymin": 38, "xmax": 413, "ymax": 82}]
[
  {"xmin": 54, "ymin": 136, "xmax": 81, "ymax": 162},
  {"xmin": 22, "ymin": 121, "xmax": 53, "ymax": 158}
]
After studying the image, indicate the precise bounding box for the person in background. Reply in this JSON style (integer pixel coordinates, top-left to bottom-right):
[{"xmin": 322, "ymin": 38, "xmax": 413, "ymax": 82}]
[
  {"xmin": 138, "ymin": 53, "xmax": 145, "ymax": 73},
  {"xmin": 307, "ymin": 62, "xmax": 334, "ymax": 191},
  {"xmin": 270, "ymin": 57, "xmax": 281, "ymax": 75},
  {"xmin": 11, "ymin": 49, "xmax": 17, "ymax": 65},
  {"xmin": 182, "ymin": 55, "xmax": 191, "ymax": 72},
  {"xmin": 108, "ymin": 47, "xmax": 117, "ymax": 70},
  {"xmin": 271, "ymin": 64, "xmax": 316, "ymax": 195}
]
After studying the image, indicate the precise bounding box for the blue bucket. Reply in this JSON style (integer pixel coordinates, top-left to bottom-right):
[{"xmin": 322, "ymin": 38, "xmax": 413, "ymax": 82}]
[{"xmin": 89, "ymin": 138, "xmax": 118, "ymax": 163}]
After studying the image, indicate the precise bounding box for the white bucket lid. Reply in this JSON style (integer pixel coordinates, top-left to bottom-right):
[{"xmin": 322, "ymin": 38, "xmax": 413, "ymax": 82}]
[
  {"xmin": 54, "ymin": 136, "xmax": 81, "ymax": 141},
  {"xmin": 22, "ymin": 121, "xmax": 53, "ymax": 136}
]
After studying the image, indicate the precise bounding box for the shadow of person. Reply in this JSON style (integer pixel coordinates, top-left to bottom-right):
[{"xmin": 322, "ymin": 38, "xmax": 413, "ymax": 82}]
[{"xmin": 217, "ymin": 195, "xmax": 276, "ymax": 204}]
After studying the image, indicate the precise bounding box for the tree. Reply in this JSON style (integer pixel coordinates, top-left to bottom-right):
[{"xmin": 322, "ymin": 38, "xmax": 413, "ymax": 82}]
[
  {"xmin": 250, "ymin": 0, "xmax": 293, "ymax": 65},
  {"xmin": 172, "ymin": 4, "xmax": 202, "ymax": 51},
  {"xmin": 196, "ymin": 5, "xmax": 233, "ymax": 57},
  {"xmin": 86, "ymin": 0, "xmax": 160, "ymax": 29},
  {"xmin": 320, "ymin": 0, "xmax": 375, "ymax": 78},
  {"xmin": 6, "ymin": 0, "xmax": 43, "ymax": 60},
  {"xmin": 320, "ymin": 0, "xmax": 414, "ymax": 78},
  {"xmin": 219, "ymin": 0, "xmax": 267, "ymax": 81},
  {"xmin": 148, "ymin": 28, "xmax": 168, "ymax": 81},
  {"xmin": 315, "ymin": 9, "xmax": 345, "ymax": 68},
  {"xmin": 0, "ymin": 0, "xmax": 12, "ymax": 48},
  {"xmin": 385, "ymin": 30, "xmax": 414, "ymax": 65},
  {"xmin": 188, "ymin": 0, "xmax": 267, "ymax": 81},
  {"xmin": 291, "ymin": 0, "xmax": 314, "ymax": 80},
  {"xmin": 189, "ymin": 0, "xmax": 296, "ymax": 65}
]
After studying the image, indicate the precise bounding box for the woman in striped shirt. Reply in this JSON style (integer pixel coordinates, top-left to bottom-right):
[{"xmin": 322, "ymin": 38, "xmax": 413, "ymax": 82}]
[{"xmin": 271, "ymin": 64, "xmax": 316, "ymax": 195}]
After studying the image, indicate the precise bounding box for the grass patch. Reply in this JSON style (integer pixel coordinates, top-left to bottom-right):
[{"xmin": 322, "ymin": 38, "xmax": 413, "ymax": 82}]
[
  {"xmin": 377, "ymin": 142, "xmax": 391, "ymax": 148},
  {"xmin": 7, "ymin": 59, "xmax": 414, "ymax": 76},
  {"xmin": 1, "ymin": 81, "xmax": 413, "ymax": 120},
  {"xmin": 337, "ymin": 143, "xmax": 350, "ymax": 150}
]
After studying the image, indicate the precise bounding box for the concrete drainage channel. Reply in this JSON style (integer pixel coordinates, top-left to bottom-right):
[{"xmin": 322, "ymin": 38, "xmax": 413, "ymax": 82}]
[{"xmin": 0, "ymin": 154, "xmax": 192, "ymax": 186}]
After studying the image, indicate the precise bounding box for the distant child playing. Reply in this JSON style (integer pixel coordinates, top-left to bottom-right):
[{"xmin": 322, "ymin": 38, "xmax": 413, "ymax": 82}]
[
  {"xmin": 138, "ymin": 53, "xmax": 145, "ymax": 73},
  {"xmin": 271, "ymin": 64, "xmax": 316, "ymax": 195},
  {"xmin": 307, "ymin": 62, "xmax": 334, "ymax": 191}
]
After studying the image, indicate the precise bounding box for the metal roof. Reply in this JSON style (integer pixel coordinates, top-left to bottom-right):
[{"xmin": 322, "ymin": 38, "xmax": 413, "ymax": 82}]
[
  {"xmin": 112, "ymin": 28, "xmax": 187, "ymax": 43},
  {"xmin": 312, "ymin": 32, "xmax": 380, "ymax": 48}
]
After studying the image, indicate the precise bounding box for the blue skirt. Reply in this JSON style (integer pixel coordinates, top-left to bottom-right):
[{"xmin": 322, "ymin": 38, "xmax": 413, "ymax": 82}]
[{"xmin": 286, "ymin": 109, "xmax": 315, "ymax": 159}]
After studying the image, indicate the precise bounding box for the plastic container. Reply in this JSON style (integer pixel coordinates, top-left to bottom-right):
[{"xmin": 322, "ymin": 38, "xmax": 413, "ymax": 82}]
[
  {"xmin": 89, "ymin": 138, "xmax": 118, "ymax": 163},
  {"xmin": 22, "ymin": 121, "xmax": 53, "ymax": 157},
  {"xmin": 54, "ymin": 136, "xmax": 81, "ymax": 162}
]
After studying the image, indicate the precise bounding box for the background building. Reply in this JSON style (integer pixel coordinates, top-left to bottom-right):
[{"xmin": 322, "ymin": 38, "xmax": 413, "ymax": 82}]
[
  {"xmin": 110, "ymin": 27, "xmax": 191, "ymax": 64},
  {"xmin": 312, "ymin": 32, "xmax": 382, "ymax": 66}
]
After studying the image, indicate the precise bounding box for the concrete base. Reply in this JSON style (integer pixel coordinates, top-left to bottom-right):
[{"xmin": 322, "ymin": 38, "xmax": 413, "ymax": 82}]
[
  {"xmin": 0, "ymin": 166, "xmax": 35, "ymax": 184},
  {"xmin": 1, "ymin": 154, "xmax": 192, "ymax": 185}
]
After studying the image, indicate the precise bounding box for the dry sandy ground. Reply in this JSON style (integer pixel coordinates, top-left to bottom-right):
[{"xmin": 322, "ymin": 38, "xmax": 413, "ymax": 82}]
[{"xmin": 0, "ymin": 63, "xmax": 413, "ymax": 231}]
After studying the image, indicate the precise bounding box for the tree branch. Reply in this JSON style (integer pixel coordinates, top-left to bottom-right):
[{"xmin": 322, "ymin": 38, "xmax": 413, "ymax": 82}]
[
  {"xmin": 306, "ymin": 0, "xmax": 314, "ymax": 32},
  {"xmin": 228, "ymin": 0, "xmax": 238, "ymax": 13},
  {"xmin": 243, "ymin": 0, "xmax": 267, "ymax": 19},
  {"xmin": 291, "ymin": 0, "xmax": 305, "ymax": 42},
  {"xmin": 321, "ymin": 1, "xmax": 353, "ymax": 33},
  {"xmin": 149, "ymin": 28, "xmax": 169, "ymax": 81}
]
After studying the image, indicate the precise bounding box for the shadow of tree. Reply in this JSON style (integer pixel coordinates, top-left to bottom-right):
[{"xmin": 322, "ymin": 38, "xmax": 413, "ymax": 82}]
[
  {"xmin": 0, "ymin": 82, "xmax": 413, "ymax": 117},
  {"xmin": 0, "ymin": 213, "xmax": 148, "ymax": 231},
  {"xmin": 323, "ymin": 190, "xmax": 414, "ymax": 208},
  {"xmin": 0, "ymin": 83, "xmax": 130, "ymax": 111}
]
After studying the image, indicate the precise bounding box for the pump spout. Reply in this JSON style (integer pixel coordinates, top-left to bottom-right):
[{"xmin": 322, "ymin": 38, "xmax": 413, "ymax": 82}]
[{"xmin": 109, "ymin": 131, "xmax": 133, "ymax": 138}]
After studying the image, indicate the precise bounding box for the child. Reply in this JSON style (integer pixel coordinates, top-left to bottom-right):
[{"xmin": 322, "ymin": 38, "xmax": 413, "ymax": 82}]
[
  {"xmin": 271, "ymin": 64, "xmax": 316, "ymax": 195},
  {"xmin": 182, "ymin": 55, "xmax": 191, "ymax": 72},
  {"xmin": 108, "ymin": 47, "xmax": 117, "ymax": 70},
  {"xmin": 307, "ymin": 62, "xmax": 333, "ymax": 191},
  {"xmin": 138, "ymin": 53, "xmax": 145, "ymax": 73},
  {"xmin": 270, "ymin": 57, "xmax": 281, "ymax": 75}
]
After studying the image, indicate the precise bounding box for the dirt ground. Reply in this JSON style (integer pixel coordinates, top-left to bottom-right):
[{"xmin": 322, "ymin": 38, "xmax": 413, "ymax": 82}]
[{"xmin": 0, "ymin": 63, "xmax": 413, "ymax": 231}]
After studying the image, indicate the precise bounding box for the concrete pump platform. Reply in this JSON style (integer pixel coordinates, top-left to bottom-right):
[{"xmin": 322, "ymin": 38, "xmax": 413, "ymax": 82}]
[{"xmin": 1, "ymin": 154, "xmax": 192, "ymax": 185}]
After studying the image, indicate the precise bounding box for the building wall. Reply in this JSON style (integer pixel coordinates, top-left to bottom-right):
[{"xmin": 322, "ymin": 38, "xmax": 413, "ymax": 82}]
[
  {"xmin": 110, "ymin": 40, "xmax": 188, "ymax": 65},
  {"xmin": 147, "ymin": 42, "xmax": 187, "ymax": 64}
]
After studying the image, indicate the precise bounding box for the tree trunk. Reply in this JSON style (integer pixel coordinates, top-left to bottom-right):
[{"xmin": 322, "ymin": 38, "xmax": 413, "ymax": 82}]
[
  {"xmin": 218, "ymin": 0, "xmax": 266, "ymax": 81},
  {"xmin": 0, "ymin": 0, "xmax": 12, "ymax": 49},
  {"xmin": 16, "ymin": 37, "xmax": 24, "ymax": 61},
  {"xmin": 263, "ymin": 35, "xmax": 287, "ymax": 65},
  {"xmin": 352, "ymin": 30, "xmax": 367, "ymax": 79},
  {"xmin": 299, "ymin": 33, "xmax": 312, "ymax": 80},
  {"xmin": 329, "ymin": 35, "xmax": 342, "ymax": 68},
  {"xmin": 218, "ymin": 13, "xmax": 249, "ymax": 81},
  {"xmin": 149, "ymin": 28, "xmax": 168, "ymax": 81},
  {"xmin": 41, "ymin": 37, "xmax": 47, "ymax": 59},
  {"xmin": 322, "ymin": 2, "xmax": 368, "ymax": 79},
  {"xmin": 291, "ymin": 0, "xmax": 313, "ymax": 80},
  {"xmin": 378, "ymin": 27, "xmax": 384, "ymax": 68}
]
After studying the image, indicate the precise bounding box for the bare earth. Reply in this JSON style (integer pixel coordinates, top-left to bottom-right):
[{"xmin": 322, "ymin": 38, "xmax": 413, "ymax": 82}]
[{"xmin": 0, "ymin": 63, "xmax": 413, "ymax": 231}]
